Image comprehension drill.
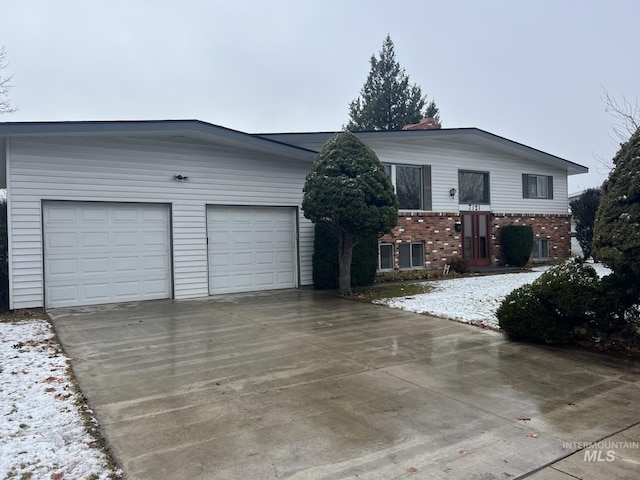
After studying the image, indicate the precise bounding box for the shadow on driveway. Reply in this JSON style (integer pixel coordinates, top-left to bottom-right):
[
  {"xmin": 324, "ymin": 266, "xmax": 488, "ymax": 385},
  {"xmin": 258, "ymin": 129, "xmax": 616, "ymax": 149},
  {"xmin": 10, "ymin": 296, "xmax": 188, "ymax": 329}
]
[{"xmin": 48, "ymin": 289, "xmax": 640, "ymax": 479}]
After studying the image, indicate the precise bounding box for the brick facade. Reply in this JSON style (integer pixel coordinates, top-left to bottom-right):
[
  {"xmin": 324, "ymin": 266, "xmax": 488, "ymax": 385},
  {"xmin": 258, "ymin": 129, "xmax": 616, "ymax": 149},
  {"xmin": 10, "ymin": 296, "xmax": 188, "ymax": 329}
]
[
  {"xmin": 379, "ymin": 212, "xmax": 572, "ymax": 271},
  {"xmin": 491, "ymin": 213, "xmax": 572, "ymax": 264}
]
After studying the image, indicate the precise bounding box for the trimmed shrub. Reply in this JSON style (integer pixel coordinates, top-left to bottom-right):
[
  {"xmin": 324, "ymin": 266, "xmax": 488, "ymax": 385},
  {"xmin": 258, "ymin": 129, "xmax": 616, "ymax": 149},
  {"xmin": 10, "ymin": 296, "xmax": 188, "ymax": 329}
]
[
  {"xmin": 497, "ymin": 258, "xmax": 600, "ymax": 343},
  {"xmin": 500, "ymin": 225, "xmax": 533, "ymax": 267},
  {"xmin": 312, "ymin": 222, "xmax": 378, "ymax": 289},
  {"xmin": 530, "ymin": 258, "xmax": 599, "ymax": 324},
  {"xmin": 497, "ymin": 286, "xmax": 569, "ymax": 343}
]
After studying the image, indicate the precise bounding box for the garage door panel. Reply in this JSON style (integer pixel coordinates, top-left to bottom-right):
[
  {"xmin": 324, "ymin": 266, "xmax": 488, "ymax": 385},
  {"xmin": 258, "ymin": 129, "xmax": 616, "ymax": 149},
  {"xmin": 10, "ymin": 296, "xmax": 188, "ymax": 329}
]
[
  {"xmin": 81, "ymin": 257, "xmax": 110, "ymax": 275},
  {"xmin": 142, "ymin": 255, "xmax": 168, "ymax": 272},
  {"xmin": 142, "ymin": 231, "xmax": 169, "ymax": 247},
  {"xmin": 81, "ymin": 232, "xmax": 109, "ymax": 249},
  {"xmin": 49, "ymin": 285, "xmax": 81, "ymax": 305},
  {"xmin": 232, "ymin": 252, "xmax": 253, "ymax": 266},
  {"xmin": 44, "ymin": 202, "xmax": 171, "ymax": 308},
  {"xmin": 112, "ymin": 256, "xmax": 140, "ymax": 273},
  {"xmin": 47, "ymin": 258, "xmax": 78, "ymax": 276},
  {"xmin": 143, "ymin": 279, "xmax": 170, "ymax": 296},
  {"xmin": 207, "ymin": 206, "xmax": 297, "ymax": 295},
  {"xmin": 46, "ymin": 206, "xmax": 77, "ymax": 222},
  {"xmin": 210, "ymin": 252, "xmax": 231, "ymax": 267},
  {"xmin": 255, "ymin": 273, "xmax": 275, "ymax": 286},
  {"xmin": 113, "ymin": 232, "xmax": 139, "ymax": 248},
  {"xmin": 47, "ymin": 232, "xmax": 78, "ymax": 249},
  {"xmin": 255, "ymin": 252, "xmax": 274, "ymax": 264},
  {"xmin": 112, "ymin": 208, "xmax": 138, "ymax": 222}
]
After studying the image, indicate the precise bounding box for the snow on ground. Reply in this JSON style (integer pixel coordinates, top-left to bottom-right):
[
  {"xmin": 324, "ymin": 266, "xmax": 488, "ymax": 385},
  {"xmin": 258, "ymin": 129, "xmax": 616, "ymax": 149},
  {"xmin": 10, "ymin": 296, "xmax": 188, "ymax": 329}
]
[
  {"xmin": 378, "ymin": 263, "xmax": 612, "ymax": 330},
  {"xmin": 0, "ymin": 320, "xmax": 120, "ymax": 480}
]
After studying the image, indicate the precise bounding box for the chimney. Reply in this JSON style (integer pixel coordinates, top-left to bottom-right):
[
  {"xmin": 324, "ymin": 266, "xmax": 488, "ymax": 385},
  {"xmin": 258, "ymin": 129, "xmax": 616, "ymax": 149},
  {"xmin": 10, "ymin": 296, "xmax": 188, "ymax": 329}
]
[{"xmin": 402, "ymin": 117, "xmax": 441, "ymax": 130}]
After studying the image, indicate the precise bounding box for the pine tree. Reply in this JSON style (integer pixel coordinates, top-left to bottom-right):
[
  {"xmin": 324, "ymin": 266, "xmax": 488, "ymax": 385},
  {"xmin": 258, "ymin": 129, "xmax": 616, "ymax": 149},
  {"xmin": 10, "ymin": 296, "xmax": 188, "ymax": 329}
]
[
  {"xmin": 569, "ymin": 188, "xmax": 601, "ymax": 261},
  {"xmin": 347, "ymin": 35, "xmax": 440, "ymax": 131},
  {"xmin": 593, "ymin": 126, "xmax": 640, "ymax": 279},
  {"xmin": 302, "ymin": 131, "xmax": 398, "ymax": 295}
]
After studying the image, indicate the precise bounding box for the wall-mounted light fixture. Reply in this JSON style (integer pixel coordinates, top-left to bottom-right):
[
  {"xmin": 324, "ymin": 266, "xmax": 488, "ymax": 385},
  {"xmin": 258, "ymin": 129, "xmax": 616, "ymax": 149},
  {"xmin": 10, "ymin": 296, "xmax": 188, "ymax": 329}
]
[
  {"xmin": 174, "ymin": 174, "xmax": 189, "ymax": 181},
  {"xmin": 449, "ymin": 188, "xmax": 456, "ymax": 198}
]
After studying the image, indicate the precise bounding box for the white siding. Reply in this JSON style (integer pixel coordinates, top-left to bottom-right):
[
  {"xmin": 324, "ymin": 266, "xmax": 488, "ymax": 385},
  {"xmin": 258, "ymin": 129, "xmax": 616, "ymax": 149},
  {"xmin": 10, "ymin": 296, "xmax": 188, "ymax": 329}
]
[
  {"xmin": 362, "ymin": 139, "xmax": 569, "ymax": 214},
  {"xmin": 7, "ymin": 136, "xmax": 314, "ymax": 309}
]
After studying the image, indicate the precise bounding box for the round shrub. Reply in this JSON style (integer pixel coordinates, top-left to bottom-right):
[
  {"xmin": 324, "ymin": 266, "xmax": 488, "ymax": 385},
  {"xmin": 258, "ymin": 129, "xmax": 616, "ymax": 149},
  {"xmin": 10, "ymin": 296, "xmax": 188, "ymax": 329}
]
[
  {"xmin": 497, "ymin": 286, "xmax": 569, "ymax": 343},
  {"xmin": 497, "ymin": 258, "xmax": 600, "ymax": 344},
  {"xmin": 530, "ymin": 258, "xmax": 599, "ymax": 325}
]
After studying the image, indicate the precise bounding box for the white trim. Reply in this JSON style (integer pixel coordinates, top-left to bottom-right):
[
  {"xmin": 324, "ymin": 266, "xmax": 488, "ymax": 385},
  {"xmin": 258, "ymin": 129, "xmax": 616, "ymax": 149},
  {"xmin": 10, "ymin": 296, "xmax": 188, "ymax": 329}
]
[{"xmin": 6, "ymin": 138, "xmax": 14, "ymax": 310}]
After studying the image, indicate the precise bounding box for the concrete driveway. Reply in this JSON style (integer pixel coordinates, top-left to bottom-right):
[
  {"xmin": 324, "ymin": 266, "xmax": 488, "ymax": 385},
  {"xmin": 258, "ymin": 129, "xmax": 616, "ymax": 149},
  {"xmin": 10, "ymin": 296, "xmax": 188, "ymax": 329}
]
[{"xmin": 48, "ymin": 290, "xmax": 640, "ymax": 480}]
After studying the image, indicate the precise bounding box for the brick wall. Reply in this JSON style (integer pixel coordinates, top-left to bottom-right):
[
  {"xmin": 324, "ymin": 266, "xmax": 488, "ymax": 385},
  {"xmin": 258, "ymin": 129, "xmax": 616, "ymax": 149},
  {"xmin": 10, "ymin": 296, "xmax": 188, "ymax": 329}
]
[
  {"xmin": 492, "ymin": 213, "xmax": 572, "ymax": 264},
  {"xmin": 379, "ymin": 212, "xmax": 462, "ymax": 271},
  {"xmin": 378, "ymin": 212, "xmax": 572, "ymax": 271}
]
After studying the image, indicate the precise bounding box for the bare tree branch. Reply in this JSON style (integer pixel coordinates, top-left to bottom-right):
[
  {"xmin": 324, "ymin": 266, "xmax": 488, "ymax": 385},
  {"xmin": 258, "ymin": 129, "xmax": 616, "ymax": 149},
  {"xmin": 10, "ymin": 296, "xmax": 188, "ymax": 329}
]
[
  {"xmin": 0, "ymin": 46, "xmax": 16, "ymax": 114},
  {"xmin": 601, "ymin": 85, "xmax": 639, "ymax": 143}
]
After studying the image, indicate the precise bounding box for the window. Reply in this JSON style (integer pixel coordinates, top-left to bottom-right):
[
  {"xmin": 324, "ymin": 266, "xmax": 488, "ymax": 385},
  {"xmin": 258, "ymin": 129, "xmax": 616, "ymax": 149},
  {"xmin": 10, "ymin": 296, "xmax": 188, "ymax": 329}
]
[
  {"xmin": 382, "ymin": 164, "xmax": 432, "ymax": 210},
  {"xmin": 398, "ymin": 242, "xmax": 424, "ymax": 268},
  {"xmin": 459, "ymin": 171, "xmax": 490, "ymax": 204},
  {"xmin": 379, "ymin": 243, "xmax": 394, "ymax": 270},
  {"xmin": 532, "ymin": 238, "xmax": 549, "ymax": 259},
  {"xmin": 522, "ymin": 174, "xmax": 554, "ymax": 199}
]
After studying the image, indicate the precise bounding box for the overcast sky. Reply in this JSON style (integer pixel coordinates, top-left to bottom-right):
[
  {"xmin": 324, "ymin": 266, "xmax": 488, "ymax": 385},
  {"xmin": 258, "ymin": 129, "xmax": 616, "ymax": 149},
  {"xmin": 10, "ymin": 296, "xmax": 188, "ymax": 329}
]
[{"xmin": 2, "ymin": 0, "xmax": 638, "ymax": 193}]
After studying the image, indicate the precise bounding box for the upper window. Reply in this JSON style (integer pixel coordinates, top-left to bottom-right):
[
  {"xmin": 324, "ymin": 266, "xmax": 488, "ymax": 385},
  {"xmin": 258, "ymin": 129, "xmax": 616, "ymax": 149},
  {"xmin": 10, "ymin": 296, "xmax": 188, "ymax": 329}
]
[
  {"xmin": 522, "ymin": 174, "xmax": 554, "ymax": 199},
  {"xmin": 383, "ymin": 164, "xmax": 432, "ymax": 210},
  {"xmin": 459, "ymin": 171, "xmax": 490, "ymax": 204}
]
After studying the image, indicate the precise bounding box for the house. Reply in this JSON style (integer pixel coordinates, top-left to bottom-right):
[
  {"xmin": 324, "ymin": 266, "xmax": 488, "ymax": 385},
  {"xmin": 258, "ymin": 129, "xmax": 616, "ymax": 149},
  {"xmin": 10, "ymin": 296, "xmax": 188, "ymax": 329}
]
[
  {"xmin": 0, "ymin": 120, "xmax": 588, "ymax": 310},
  {"xmin": 260, "ymin": 126, "xmax": 587, "ymax": 271}
]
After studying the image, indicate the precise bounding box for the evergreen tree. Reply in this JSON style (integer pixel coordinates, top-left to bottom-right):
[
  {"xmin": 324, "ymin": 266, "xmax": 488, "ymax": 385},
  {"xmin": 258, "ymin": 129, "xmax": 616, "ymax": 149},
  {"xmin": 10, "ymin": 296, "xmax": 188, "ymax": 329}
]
[
  {"xmin": 347, "ymin": 35, "xmax": 440, "ymax": 131},
  {"xmin": 569, "ymin": 188, "xmax": 601, "ymax": 261},
  {"xmin": 425, "ymin": 100, "xmax": 441, "ymax": 125},
  {"xmin": 302, "ymin": 131, "xmax": 398, "ymax": 295},
  {"xmin": 593, "ymin": 126, "xmax": 640, "ymax": 280}
]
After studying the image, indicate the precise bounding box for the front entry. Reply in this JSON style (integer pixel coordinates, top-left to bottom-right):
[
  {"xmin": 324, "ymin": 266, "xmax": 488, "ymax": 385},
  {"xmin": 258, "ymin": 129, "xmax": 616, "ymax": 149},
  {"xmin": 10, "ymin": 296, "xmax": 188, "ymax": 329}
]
[{"xmin": 462, "ymin": 212, "xmax": 491, "ymax": 267}]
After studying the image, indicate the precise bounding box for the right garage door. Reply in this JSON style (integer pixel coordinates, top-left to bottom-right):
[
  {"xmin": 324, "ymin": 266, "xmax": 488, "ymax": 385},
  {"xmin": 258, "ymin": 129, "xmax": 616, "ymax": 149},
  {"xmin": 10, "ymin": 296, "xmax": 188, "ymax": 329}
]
[{"xmin": 207, "ymin": 206, "xmax": 297, "ymax": 295}]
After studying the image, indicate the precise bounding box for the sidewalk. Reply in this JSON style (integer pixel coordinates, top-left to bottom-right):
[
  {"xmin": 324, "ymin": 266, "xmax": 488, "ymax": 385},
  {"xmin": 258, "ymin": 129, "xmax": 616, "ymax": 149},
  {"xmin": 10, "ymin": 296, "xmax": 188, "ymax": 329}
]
[{"xmin": 526, "ymin": 423, "xmax": 640, "ymax": 479}]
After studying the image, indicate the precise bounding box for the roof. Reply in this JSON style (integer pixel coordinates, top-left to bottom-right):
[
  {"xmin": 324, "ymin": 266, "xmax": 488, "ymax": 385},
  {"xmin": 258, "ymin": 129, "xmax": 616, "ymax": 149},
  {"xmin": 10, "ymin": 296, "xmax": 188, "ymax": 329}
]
[
  {"xmin": 0, "ymin": 120, "xmax": 318, "ymax": 161},
  {"xmin": 0, "ymin": 120, "xmax": 589, "ymax": 176},
  {"xmin": 257, "ymin": 128, "xmax": 589, "ymax": 176}
]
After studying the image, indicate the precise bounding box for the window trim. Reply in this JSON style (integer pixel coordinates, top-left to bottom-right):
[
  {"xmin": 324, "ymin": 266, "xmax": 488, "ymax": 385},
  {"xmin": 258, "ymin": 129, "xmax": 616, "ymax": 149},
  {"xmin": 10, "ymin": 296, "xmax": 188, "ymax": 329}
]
[
  {"xmin": 382, "ymin": 163, "xmax": 432, "ymax": 211},
  {"xmin": 398, "ymin": 242, "xmax": 425, "ymax": 269},
  {"xmin": 458, "ymin": 170, "xmax": 490, "ymax": 205},
  {"xmin": 378, "ymin": 243, "xmax": 394, "ymax": 270},
  {"xmin": 522, "ymin": 174, "xmax": 554, "ymax": 200}
]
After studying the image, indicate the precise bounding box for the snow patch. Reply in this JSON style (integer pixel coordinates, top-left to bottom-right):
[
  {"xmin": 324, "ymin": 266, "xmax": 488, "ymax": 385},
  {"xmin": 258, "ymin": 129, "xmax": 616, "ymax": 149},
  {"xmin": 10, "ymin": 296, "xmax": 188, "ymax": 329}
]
[
  {"xmin": 377, "ymin": 263, "xmax": 612, "ymax": 329},
  {"xmin": 0, "ymin": 320, "xmax": 119, "ymax": 479}
]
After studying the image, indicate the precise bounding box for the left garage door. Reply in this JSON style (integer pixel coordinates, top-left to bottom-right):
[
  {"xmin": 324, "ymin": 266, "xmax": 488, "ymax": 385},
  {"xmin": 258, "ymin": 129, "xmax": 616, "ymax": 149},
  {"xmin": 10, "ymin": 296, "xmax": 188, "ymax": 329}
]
[{"xmin": 43, "ymin": 202, "xmax": 171, "ymax": 308}]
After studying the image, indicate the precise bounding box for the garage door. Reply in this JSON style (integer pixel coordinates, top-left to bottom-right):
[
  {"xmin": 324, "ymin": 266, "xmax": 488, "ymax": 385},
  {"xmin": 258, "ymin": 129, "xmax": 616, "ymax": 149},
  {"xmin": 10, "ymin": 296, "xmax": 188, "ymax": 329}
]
[
  {"xmin": 207, "ymin": 206, "xmax": 297, "ymax": 295},
  {"xmin": 44, "ymin": 202, "xmax": 171, "ymax": 308}
]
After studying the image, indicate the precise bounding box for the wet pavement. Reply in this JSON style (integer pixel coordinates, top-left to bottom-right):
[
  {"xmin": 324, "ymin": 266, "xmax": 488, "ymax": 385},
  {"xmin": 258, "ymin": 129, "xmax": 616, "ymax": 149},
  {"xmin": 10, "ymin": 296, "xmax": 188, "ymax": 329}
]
[{"xmin": 48, "ymin": 289, "xmax": 640, "ymax": 479}]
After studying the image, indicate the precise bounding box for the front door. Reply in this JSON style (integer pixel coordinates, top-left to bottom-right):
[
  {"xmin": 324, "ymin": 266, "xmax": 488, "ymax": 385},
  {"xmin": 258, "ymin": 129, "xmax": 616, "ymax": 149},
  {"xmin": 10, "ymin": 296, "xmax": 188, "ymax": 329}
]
[{"xmin": 462, "ymin": 212, "xmax": 491, "ymax": 267}]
